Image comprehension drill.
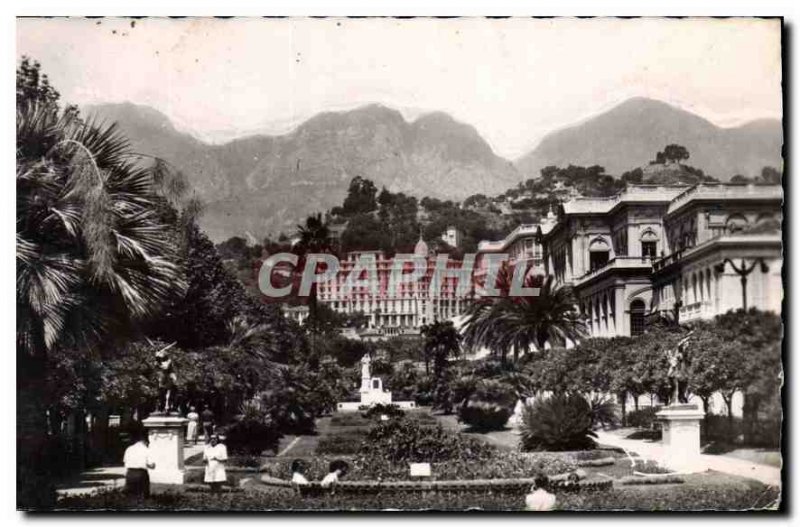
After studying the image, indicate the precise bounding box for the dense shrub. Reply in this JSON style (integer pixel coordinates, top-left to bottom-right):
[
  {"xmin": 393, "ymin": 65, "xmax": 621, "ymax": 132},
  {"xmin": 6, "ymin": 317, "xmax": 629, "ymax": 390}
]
[
  {"xmin": 702, "ymin": 414, "xmax": 743, "ymax": 444},
  {"xmin": 362, "ymin": 417, "xmax": 494, "ymax": 464},
  {"xmin": 363, "ymin": 404, "xmax": 404, "ymax": 421},
  {"xmin": 221, "ymin": 401, "xmax": 282, "ymax": 456},
  {"xmin": 413, "ymin": 377, "xmax": 435, "ymax": 406},
  {"xmin": 386, "ymin": 361, "xmax": 422, "ymax": 401},
  {"xmin": 260, "ymin": 450, "xmax": 575, "ymax": 482},
  {"xmin": 457, "ymin": 379, "xmax": 517, "ymax": 432},
  {"xmin": 588, "ymin": 396, "xmax": 619, "ymax": 429},
  {"xmin": 329, "ymin": 413, "xmax": 370, "ymax": 427},
  {"xmin": 626, "ymin": 406, "xmax": 660, "ymax": 429},
  {"xmin": 256, "ymin": 380, "xmax": 316, "ymax": 435},
  {"xmin": 520, "ymin": 394, "xmax": 597, "ymax": 451}
]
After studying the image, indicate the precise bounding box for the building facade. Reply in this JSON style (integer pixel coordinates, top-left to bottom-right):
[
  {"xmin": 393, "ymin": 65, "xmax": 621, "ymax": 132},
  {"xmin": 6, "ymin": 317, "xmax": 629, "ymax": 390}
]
[
  {"xmin": 476, "ymin": 183, "xmax": 783, "ymax": 338},
  {"xmin": 315, "ymin": 238, "xmax": 471, "ymax": 337}
]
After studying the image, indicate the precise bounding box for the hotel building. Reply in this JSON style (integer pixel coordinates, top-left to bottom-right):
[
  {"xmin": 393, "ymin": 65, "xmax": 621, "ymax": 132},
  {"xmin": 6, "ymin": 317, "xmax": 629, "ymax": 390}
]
[{"xmin": 314, "ymin": 237, "xmax": 471, "ymax": 337}]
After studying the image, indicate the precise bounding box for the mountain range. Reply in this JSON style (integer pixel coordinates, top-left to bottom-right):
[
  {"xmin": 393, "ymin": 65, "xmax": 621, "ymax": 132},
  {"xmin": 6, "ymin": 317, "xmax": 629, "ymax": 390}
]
[{"xmin": 84, "ymin": 97, "xmax": 782, "ymax": 242}]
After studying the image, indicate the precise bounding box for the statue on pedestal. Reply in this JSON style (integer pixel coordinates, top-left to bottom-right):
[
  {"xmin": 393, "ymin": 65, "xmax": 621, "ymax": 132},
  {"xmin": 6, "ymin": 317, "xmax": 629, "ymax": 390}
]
[
  {"xmin": 360, "ymin": 354, "xmax": 371, "ymax": 391},
  {"xmin": 154, "ymin": 342, "xmax": 178, "ymax": 414},
  {"xmin": 666, "ymin": 332, "xmax": 693, "ymax": 405}
]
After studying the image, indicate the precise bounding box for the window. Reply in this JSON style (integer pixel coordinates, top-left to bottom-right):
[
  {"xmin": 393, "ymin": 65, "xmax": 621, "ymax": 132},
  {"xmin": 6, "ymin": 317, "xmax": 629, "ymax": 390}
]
[
  {"xmin": 590, "ymin": 251, "xmax": 609, "ymax": 271},
  {"xmin": 640, "ymin": 229, "xmax": 659, "ymax": 259},
  {"xmin": 630, "ymin": 299, "xmax": 646, "ymax": 336},
  {"xmin": 589, "ymin": 239, "xmax": 610, "ymax": 272},
  {"xmin": 642, "ymin": 241, "xmax": 658, "ymax": 259}
]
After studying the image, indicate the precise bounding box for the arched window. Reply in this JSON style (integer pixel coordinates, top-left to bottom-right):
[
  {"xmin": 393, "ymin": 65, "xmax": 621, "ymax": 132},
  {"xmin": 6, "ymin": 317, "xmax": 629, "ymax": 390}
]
[
  {"xmin": 630, "ymin": 299, "xmax": 646, "ymax": 337},
  {"xmin": 589, "ymin": 238, "xmax": 610, "ymax": 271},
  {"xmin": 640, "ymin": 229, "xmax": 659, "ymax": 259}
]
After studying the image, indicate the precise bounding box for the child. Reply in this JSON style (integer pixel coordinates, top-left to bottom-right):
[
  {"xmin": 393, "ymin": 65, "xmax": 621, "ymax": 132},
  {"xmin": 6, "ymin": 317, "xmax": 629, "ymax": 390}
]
[
  {"xmin": 291, "ymin": 459, "xmax": 309, "ymax": 485},
  {"xmin": 320, "ymin": 460, "xmax": 349, "ymax": 488},
  {"xmin": 525, "ymin": 473, "xmax": 556, "ymax": 511}
]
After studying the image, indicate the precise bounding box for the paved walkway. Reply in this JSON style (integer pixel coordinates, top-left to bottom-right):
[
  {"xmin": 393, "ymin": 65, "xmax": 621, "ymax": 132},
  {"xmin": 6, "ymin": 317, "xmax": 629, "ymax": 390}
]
[
  {"xmin": 595, "ymin": 430, "xmax": 782, "ymax": 487},
  {"xmin": 56, "ymin": 442, "xmax": 206, "ymax": 498}
]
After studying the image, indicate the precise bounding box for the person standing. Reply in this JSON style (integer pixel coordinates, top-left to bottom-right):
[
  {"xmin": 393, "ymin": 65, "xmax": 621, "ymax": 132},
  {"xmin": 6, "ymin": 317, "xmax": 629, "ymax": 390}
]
[
  {"xmin": 186, "ymin": 406, "xmax": 199, "ymax": 444},
  {"xmin": 123, "ymin": 430, "xmax": 155, "ymax": 499},
  {"xmin": 201, "ymin": 406, "xmax": 214, "ymax": 442},
  {"xmin": 203, "ymin": 434, "xmax": 228, "ymax": 492}
]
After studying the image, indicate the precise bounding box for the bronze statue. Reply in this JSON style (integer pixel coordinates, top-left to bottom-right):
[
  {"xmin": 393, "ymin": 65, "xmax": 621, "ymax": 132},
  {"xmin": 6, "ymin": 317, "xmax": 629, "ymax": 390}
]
[
  {"xmin": 154, "ymin": 341, "xmax": 178, "ymax": 414},
  {"xmin": 666, "ymin": 332, "xmax": 693, "ymax": 404}
]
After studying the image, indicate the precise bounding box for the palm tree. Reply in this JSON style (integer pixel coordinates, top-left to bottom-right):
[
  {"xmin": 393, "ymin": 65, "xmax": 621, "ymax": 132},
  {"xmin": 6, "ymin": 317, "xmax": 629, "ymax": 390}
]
[
  {"xmin": 462, "ymin": 265, "xmax": 587, "ymax": 363},
  {"xmin": 17, "ymin": 101, "xmax": 186, "ymax": 359},
  {"xmin": 295, "ymin": 213, "xmax": 333, "ymax": 255},
  {"xmin": 294, "ymin": 213, "xmax": 335, "ymax": 331}
]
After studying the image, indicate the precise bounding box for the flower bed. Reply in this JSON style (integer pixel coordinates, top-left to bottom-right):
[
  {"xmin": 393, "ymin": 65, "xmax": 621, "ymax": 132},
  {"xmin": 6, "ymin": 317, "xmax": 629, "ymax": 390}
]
[
  {"xmin": 55, "ymin": 474, "xmax": 780, "ymax": 511},
  {"xmin": 259, "ymin": 451, "xmax": 577, "ymax": 482}
]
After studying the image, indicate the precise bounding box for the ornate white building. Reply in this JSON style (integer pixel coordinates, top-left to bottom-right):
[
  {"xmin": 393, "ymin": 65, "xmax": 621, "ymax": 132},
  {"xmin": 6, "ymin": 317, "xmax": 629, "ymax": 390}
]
[{"xmin": 476, "ymin": 183, "xmax": 783, "ymax": 338}]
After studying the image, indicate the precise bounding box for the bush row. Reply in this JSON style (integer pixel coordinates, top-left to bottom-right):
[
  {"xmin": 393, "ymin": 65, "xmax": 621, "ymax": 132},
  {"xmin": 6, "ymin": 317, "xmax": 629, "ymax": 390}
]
[{"xmin": 56, "ymin": 478, "xmax": 780, "ymax": 511}]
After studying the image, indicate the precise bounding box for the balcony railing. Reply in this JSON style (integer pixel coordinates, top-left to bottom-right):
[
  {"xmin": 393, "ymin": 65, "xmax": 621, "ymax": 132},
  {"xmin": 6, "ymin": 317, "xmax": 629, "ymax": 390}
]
[
  {"xmin": 679, "ymin": 300, "xmax": 714, "ymax": 322},
  {"xmin": 573, "ymin": 255, "xmax": 655, "ymax": 286}
]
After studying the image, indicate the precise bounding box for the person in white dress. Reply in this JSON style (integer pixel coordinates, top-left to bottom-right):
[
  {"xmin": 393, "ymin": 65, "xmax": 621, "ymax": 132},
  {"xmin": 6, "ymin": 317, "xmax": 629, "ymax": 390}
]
[
  {"xmin": 524, "ymin": 473, "xmax": 556, "ymax": 511},
  {"xmin": 203, "ymin": 434, "xmax": 228, "ymax": 492},
  {"xmin": 186, "ymin": 407, "xmax": 199, "ymax": 444}
]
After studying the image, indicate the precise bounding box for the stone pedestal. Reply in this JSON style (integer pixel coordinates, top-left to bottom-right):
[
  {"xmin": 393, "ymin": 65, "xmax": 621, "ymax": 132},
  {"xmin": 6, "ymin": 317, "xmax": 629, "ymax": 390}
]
[
  {"xmin": 142, "ymin": 414, "xmax": 189, "ymax": 484},
  {"xmin": 656, "ymin": 404, "xmax": 705, "ymax": 470}
]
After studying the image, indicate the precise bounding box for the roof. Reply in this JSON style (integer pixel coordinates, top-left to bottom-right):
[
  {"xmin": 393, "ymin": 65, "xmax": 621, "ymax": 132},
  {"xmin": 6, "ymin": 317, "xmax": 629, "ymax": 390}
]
[
  {"xmin": 666, "ymin": 183, "xmax": 783, "ymax": 216},
  {"xmin": 562, "ymin": 185, "xmax": 688, "ymax": 215}
]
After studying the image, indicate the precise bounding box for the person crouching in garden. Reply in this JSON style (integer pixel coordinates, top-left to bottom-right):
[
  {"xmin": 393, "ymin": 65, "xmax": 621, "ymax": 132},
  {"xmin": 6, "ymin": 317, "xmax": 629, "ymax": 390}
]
[
  {"xmin": 203, "ymin": 434, "xmax": 228, "ymax": 492},
  {"xmin": 123, "ymin": 430, "xmax": 155, "ymax": 499},
  {"xmin": 291, "ymin": 459, "xmax": 309, "ymax": 485},
  {"xmin": 525, "ymin": 473, "xmax": 556, "ymax": 511},
  {"xmin": 320, "ymin": 460, "xmax": 349, "ymax": 489}
]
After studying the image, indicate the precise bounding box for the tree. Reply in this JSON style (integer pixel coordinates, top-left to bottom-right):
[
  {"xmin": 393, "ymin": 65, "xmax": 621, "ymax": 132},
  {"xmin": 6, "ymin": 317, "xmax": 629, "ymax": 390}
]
[
  {"xmin": 462, "ymin": 269, "xmax": 587, "ymax": 363},
  {"xmin": 341, "ymin": 176, "xmax": 378, "ymax": 215},
  {"xmin": 760, "ymin": 166, "xmax": 782, "ymax": 184},
  {"xmin": 730, "ymin": 174, "xmax": 751, "ymax": 184},
  {"xmin": 17, "ymin": 56, "xmax": 67, "ymax": 113},
  {"xmin": 295, "ymin": 213, "xmax": 333, "ymax": 255},
  {"xmin": 652, "ymin": 144, "xmax": 690, "ymax": 165},
  {"xmin": 17, "ymin": 59, "xmax": 185, "ymax": 507},
  {"xmin": 421, "ymin": 320, "xmax": 462, "ymax": 414}
]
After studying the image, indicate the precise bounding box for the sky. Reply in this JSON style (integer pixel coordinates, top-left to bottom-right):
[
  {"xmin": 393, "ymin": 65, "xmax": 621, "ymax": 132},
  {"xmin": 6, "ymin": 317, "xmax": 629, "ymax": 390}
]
[{"xmin": 16, "ymin": 17, "xmax": 782, "ymax": 159}]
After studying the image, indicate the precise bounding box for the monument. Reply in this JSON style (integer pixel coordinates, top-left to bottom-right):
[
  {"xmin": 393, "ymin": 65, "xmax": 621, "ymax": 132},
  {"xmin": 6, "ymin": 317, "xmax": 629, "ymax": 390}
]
[
  {"xmin": 337, "ymin": 354, "xmax": 416, "ymax": 411},
  {"xmin": 142, "ymin": 342, "xmax": 189, "ymax": 484},
  {"xmin": 656, "ymin": 332, "xmax": 705, "ymax": 470}
]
